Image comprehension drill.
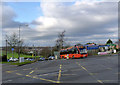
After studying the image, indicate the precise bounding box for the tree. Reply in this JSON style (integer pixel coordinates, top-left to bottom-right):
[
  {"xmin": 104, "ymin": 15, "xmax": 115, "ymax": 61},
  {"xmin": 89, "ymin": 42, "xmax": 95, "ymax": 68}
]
[
  {"xmin": 5, "ymin": 33, "xmax": 24, "ymax": 52},
  {"xmin": 85, "ymin": 42, "xmax": 92, "ymax": 45},
  {"xmin": 56, "ymin": 30, "xmax": 66, "ymax": 51},
  {"xmin": 76, "ymin": 43, "xmax": 82, "ymax": 46},
  {"xmin": 40, "ymin": 47, "xmax": 51, "ymax": 58},
  {"xmin": 85, "ymin": 42, "xmax": 96, "ymax": 45},
  {"xmin": 63, "ymin": 44, "xmax": 71, "ymax": 49},
  {"xmin": 106, "ymin": 39, "xmax": 113, "ymax": 44}
]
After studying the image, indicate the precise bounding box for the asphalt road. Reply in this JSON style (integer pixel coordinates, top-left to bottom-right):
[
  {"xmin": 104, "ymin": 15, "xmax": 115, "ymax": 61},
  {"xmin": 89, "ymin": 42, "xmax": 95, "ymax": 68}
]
[{"xmin": 2, "ymin": 54, "xmax": 118, "ymax": 84}]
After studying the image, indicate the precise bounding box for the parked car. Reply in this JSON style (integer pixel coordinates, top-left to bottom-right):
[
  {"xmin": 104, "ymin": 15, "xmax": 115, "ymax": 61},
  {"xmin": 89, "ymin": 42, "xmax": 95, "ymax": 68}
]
[
  {"xmin": 26, "ymin": 58, "xmax": 34, "ymax": 61},
  {"xmin": 39, "ymin": 57, "xmax": 45, "ymax": 61},
  {"xmin": 48, "ymin": 56, "xmax": 55, "ymax": 60},
  {"xmin": 9, "ymin": 57, "xmax": 18, "ymax": 62}
]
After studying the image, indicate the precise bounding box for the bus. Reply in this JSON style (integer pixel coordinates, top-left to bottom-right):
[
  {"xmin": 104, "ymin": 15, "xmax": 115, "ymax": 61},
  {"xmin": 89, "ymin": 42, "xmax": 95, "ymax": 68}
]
[{"xmin": 60, "ymin": 45, "xmax": 88, "ymax": 59}]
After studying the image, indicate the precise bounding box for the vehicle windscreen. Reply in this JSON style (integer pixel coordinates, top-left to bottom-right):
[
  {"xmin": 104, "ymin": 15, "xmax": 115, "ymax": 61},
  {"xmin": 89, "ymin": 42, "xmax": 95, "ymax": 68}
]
[{"xmin": 79, "ymin": 48, "xmax": 87, "ymax": 54}]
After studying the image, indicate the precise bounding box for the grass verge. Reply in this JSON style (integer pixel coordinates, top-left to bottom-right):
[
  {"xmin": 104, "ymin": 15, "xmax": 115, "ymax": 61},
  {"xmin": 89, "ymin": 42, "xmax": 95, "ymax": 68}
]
[
  {"xmin": 2, "ymin": 51, "xmax": 40, "ymax": 59},
  {"xmin": 1, "ymin": 60, "xmax": 37, "ymax": 66}
]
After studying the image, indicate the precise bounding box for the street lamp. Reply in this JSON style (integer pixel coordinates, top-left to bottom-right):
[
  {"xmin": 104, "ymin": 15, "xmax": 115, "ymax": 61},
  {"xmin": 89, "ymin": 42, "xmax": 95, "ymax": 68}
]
[
  {"xmin": 18, "ymin": 24, "xmax": 28, "ymax": 59},
  {"xmin": 6, "ymin": 39, "xmax": 7, "ymax": 57}
]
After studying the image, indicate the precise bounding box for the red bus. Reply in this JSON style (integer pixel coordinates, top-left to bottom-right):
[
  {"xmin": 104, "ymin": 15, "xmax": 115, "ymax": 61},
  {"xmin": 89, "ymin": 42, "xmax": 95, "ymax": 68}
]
[{"xmin": 60, "ymin": 45, "xmax": 88, "ymax": 59}]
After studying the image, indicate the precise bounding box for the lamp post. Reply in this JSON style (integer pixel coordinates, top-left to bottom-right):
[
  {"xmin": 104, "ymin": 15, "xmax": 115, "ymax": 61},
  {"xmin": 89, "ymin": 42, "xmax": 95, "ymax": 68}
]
[
  {"xmin": 18, "ymin": 24, "xmax": 28, "ymax": 60},
  {"xmin": 6, "ymin": 40, "xmax": 7, "ymax": 57},
  {"xmin": 51, "ymin": 46, "xmax": 52, "ymax": 56}
]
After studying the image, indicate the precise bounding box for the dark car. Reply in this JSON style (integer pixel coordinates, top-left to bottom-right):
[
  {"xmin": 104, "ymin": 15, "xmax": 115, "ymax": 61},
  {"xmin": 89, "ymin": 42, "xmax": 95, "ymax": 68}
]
[
  {"xmin": 39, "ymin": 57, "xmax": 45, "ymax": 61},
  {"xmin": 48, "ymin": 56, "xmax": 55, "ymax": 60}
]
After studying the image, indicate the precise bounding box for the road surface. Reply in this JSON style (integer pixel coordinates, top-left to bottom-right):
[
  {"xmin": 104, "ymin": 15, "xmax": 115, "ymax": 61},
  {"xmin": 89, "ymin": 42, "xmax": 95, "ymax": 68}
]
[{"xmin": 2, "ymin": 54, "xmax": 119, "ymax": 84}]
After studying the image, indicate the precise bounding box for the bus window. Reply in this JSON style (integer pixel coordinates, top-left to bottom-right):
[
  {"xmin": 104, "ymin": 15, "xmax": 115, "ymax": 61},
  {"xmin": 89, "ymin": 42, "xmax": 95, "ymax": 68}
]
[{"xmin": 73, "ymin": 47, "xmax": 79, "ymax": 54}]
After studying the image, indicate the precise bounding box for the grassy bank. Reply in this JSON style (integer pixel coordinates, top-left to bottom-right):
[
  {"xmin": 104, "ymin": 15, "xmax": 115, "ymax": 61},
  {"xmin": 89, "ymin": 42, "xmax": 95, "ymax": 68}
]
[
  {"xmin": 1, "ymin": 60, "xmax": 36, "ymax": 66},
  {"xmin": 2, "ymin": 51, "xmax": 40, "ymax": 59}
]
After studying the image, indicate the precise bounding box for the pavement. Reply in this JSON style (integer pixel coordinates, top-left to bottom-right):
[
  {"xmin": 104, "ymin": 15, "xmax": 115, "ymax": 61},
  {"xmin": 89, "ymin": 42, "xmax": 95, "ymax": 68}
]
[{"xmin": 2, "ymin": 54, "xmax": 119, "ymax": 84}]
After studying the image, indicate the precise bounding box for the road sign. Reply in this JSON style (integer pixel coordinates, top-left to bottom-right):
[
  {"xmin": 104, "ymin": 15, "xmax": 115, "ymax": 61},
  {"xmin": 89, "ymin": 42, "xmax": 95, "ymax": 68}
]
[
  {"xmin": 19, "ymin": 57, "xmax": 24, "ymax": 63},
  {"xmin": 12, "ymin": 48, "xmax": 14, "ymax": 51}
]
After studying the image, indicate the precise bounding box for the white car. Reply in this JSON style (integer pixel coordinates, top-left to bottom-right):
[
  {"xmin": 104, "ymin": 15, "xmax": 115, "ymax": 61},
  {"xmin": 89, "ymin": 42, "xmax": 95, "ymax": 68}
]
[
  {"xmin": 9, "ymin": 57, "xmax": 18, "ymax": 62},
  {"xmin": 48, "ymin": 56, "xmax": 55, "ymax": 60}
]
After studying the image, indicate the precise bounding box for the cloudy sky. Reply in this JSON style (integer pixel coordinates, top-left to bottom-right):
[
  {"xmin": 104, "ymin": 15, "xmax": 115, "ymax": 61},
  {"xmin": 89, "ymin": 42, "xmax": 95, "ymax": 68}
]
[{"xmin": 1, "ymin": 0, "xmax": 118, "ymax": 47}]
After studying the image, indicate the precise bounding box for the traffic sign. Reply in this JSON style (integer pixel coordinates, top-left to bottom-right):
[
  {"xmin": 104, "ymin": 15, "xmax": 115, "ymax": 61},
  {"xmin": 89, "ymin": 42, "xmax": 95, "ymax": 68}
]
[{"xmin": 12, "ymin": 48, "xmax": 14, "ymax": 51}]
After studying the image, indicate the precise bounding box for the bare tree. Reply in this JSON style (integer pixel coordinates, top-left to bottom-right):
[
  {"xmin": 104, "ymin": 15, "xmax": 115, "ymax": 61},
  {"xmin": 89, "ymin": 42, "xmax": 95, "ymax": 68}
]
[
  {"xmin": 76, "ymin": 43, "xmax": 82, "ymax": 46},
  {"xmin": 5, "ymin": 32, "xmax": 24, "ymax": 52},
  {"xmin": 40, "ymin": 47, "xmax": 51, "ymax": 58},
  {"xmin": 56, "ymin": 30, "xmax": 66, "ymax": 51}
]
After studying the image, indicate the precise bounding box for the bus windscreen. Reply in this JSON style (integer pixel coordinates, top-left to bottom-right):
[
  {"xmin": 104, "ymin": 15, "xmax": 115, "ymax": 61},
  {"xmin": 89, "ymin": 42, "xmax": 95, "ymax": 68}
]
[{"xmin": 79, "ymin": 48, "xmax": 87, "ymax": 54}]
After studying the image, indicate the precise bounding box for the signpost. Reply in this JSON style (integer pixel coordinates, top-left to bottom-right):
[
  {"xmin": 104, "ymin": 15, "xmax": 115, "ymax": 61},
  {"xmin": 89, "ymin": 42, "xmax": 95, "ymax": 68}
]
[
  {"xmin": 54, "ymin": 51, "xmax": 60, "ymax": 59},
  {"xmin": 12, "ymin": 48, "xmax": 14, "ymax": 58}
]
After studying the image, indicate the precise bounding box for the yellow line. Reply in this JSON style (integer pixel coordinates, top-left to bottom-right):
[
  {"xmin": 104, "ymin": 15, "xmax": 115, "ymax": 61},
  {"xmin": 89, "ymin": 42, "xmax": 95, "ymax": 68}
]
[
  {"xmin": 102, "ymin": 80, "xmax": 116, "ymax": 82},
  {"xmin": 106, "ymin": 68, "xmax": 112, "ymax": 70},
  {"xmin": 89, "ymin": 73, "xmax": 97, "ymax": 75},
  {"xmin": 29, "ymin": 70, "xmax": 34, "ymax": 74},
  {"xmin": 23, "ymin": 68, "xmax": 32, "ymax": 71},
  {"xmin": 81, "ymin": 66, "xmax": 88, "ymax": 71},
  {"xmin": 26, "ymin": 75, "xmax": 31, "ymax": 77},
  {"xmin": 32, "ymin": 76, "xmax": 38, "ymax": 79},
  {"xmin": 57, "ymin": 64, "xmax": 62, "ymax": 83},
  {"xmin": 16, "ymin": 73, "xmax": 22, "ymax": 75},
  {"xmin": 39, "ymin": 74, "xmax": 49, "ymax": 76},
  {"xmin": 62, "ymin": 74, "xmax": 76, "ymax": 76},
  {"xmin": 76, "ymin": 62, "xmax": 88, "ymax": 72},
  {"xmin": 6, "ymin": 69, "xmax": 60, "ymax": 83},
  {"xmin": 77, "ymin": 62, "xmax": 104, "ymax": 84},
  {"xmin": 39, "ymin": 77, "xmax": 58, "ymax": 83},
  {"xmin": 58, "ymin": 70, "xmax": 62, "ymax": 81},
  {"xmin": 6, "ymin": 71, "xmax": 14, "ymax": 73},
  {"xmin": 25, "ymin": 75, "xmax": 58, "ymax": 83},
  {"xmin": 97, "ymin": 80, "xmax": 103, "ymax": 84}
]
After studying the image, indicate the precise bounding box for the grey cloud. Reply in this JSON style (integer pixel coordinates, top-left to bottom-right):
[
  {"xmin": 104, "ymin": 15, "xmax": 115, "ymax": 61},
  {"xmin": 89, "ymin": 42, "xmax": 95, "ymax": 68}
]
[
  {"xmin": 31, "ymin": 20, "xmax": 43, "ymax": 25},
  {"xmin": 2, "ymin": 4, "xmax": 26, "ymax": 28},
  {"xmin": 39, "ymin": 2, "xmax": 117, "ymax": 37},
  {"xmin": 2, "ymin": 2, "xmax": 118, "ymax": 46},
  {"xmin": 29, "ymin": 32, "xmax": 57, "ymax": 41}
]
